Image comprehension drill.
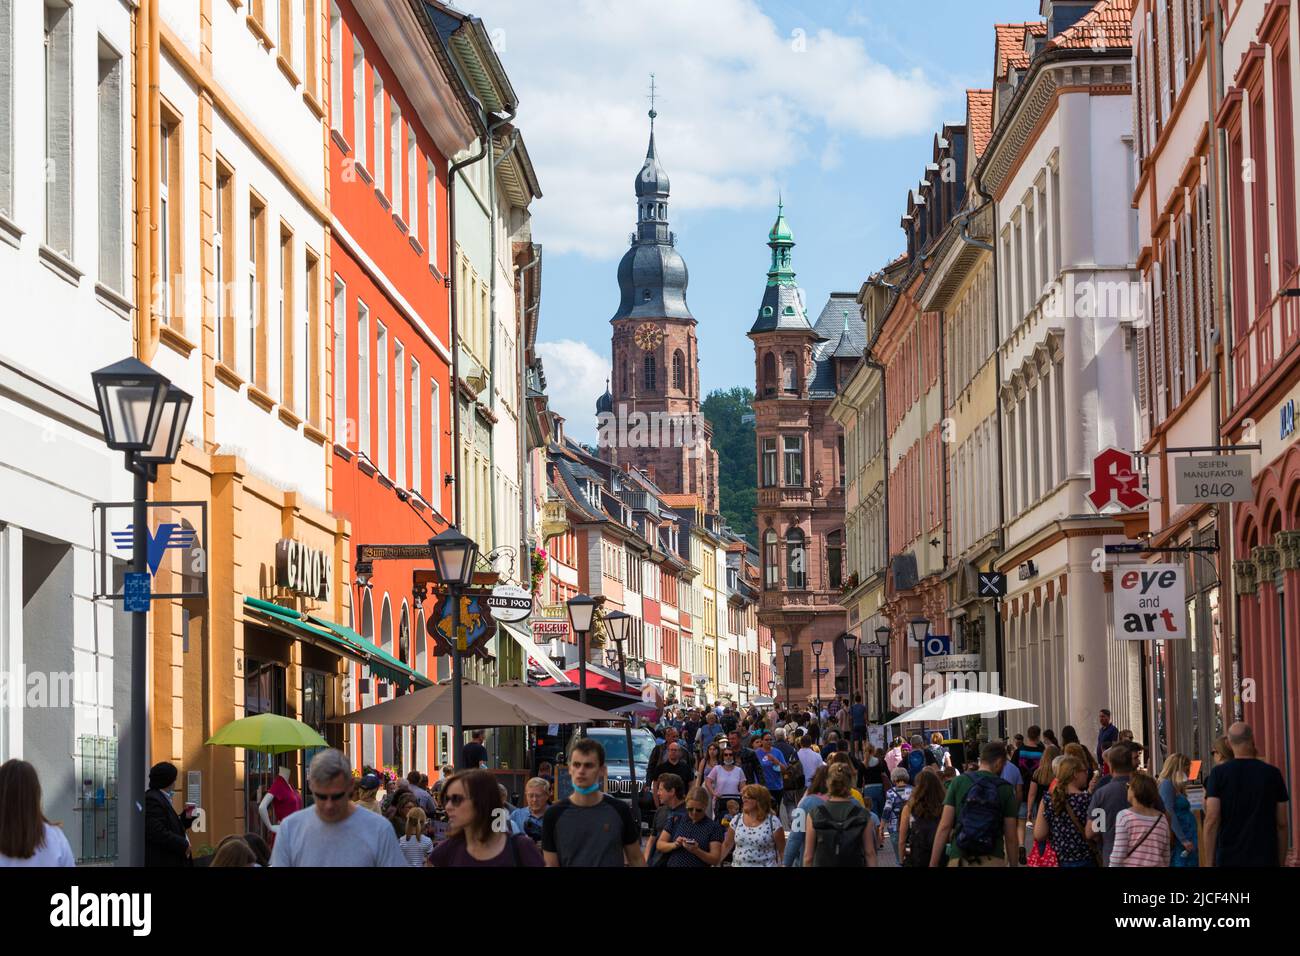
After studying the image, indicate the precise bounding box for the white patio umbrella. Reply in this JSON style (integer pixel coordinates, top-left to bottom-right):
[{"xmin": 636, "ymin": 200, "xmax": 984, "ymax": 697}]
[{"xmin": 889, "ymin": 687, "xmax": 1037, "ymax": 724}]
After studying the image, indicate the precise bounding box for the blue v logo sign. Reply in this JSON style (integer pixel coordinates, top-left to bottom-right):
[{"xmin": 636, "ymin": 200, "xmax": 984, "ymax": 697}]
[{"xmin": 110, "ymin": 523, "xmax": 197, "ymax": 576}]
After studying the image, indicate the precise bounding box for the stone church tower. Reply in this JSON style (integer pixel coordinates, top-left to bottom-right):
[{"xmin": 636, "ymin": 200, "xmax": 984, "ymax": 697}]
[
  {"xmin": 597, "ymin": 109, "xmax": 719, "ymax": 511},
  {"xmin": 749, "ymin": 204, "xmax": 857, "ymax": 707}
]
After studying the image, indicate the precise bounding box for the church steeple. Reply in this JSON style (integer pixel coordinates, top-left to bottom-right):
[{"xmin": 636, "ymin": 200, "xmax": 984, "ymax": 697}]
[
  {"xmin": 766, "ymin": 198, "xmax": 796, "ymax": 286},
  {"xmin": 635, "ymin": 96, "xmax": 672, "ymax": 243}
]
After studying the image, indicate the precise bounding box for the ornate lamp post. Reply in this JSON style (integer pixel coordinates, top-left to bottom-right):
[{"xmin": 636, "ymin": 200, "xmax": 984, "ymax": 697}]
[
  {"xmin": 781, "ymin": 641, "xmax": 793, "ymax": 712},
  {"xmin": 91, "ymin": 358, "xmax": 191, "ymax": 867},
  {"xmin": 810, "ymin": 638, "xmax": 824, "ymax": 715},
  {"xmin": 603, "ymin": 609, "xmax": 633, "ymax": 693},
  {"xmin": 428, "ymin": 527, "xmax": 480, "ymax": 770},
  {"xmin": 742, "ymin": 670, "xmax": 751, "ymax": 708},
  {"xmin": 566, "ymin": 594, "xmax": 597, "ymax": 707}
]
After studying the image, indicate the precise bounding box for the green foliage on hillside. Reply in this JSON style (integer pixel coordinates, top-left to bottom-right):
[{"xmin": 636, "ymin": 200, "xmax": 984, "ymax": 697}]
[{"xmin": 702, "ymin": 387, "xmax": 757, "ymax": 546}]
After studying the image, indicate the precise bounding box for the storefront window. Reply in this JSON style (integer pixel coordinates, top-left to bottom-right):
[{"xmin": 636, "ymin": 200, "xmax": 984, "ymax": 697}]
[
  {"xmin": 245, "ymin": 659, "xmax": 286, "ymax": 841},
  {"xmin": 301, "ymin": 669, "xmax": 329, "ymax": 809},
  {"xmin": 1152, "ymin": 641, "xmax": 1168, "ymax": 760}
]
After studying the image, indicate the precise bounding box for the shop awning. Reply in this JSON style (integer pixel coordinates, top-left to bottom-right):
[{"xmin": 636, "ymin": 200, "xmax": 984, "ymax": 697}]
[
  {"xmin": 499, "ymin": 620, "xmax": 569, "ymax": 684},
  {"xmin": 243, "ymin": 597, "xmax": 432, "ymax": 691}
]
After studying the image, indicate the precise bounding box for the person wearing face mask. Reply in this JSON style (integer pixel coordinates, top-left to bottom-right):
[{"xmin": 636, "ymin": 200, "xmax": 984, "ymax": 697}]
[
  {"xmin": 145, "ymin": 761, "xmax": 197, "ymax": 867},
  {"xmin": 705, "ymin": 746, "xmax": 746, "ymax": 819}
]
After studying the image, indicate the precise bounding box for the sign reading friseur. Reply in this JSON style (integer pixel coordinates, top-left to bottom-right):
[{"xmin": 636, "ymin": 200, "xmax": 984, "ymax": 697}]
[{"xmin": 276, "ymin": 538, "xmax": 332, "ymax": 601}]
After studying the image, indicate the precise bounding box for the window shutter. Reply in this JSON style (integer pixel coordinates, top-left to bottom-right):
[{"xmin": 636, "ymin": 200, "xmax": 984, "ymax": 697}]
[
  {"xmin": 1146, "ymin": 14, "xmax": 1158, "ymax": 145},
  {"xmin": 1172, "ymin": 0, "xmax": 1187, "ymax": 96},
  {"xmin": 1136, "ymin": 320, "xmax": 1150, "ymax": 443},
  {"xmin": 1133, "ymin": 41, "xmax": 1145, "ymax": 161},
  {"xmin": 1155, "ymin": 1, "xmax": 1171, "ymax": 124},
  {"xmin": 1153, "ymin": 258, "xmax": 1168, "ymax": 423},
  {"xmin": 0, "ymin": 0, "xmax": 11, "ymax": 215},
  {"xmin": 1181, "ymin": 208, "xmax": 1196, "ymax": 385},
  {"xmin": 1167, "ymin": 230, "xmax": 1182, "ymax": 405},
  {"xmin": 1197, "ymin": 183, "xmax": 1215, "ymax": 364}
]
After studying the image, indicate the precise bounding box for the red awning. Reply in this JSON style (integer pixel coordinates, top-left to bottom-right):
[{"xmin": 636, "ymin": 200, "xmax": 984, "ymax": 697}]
[{"xmin": 537, "ymin": 667, "xmax": 627, "ymax": 694}]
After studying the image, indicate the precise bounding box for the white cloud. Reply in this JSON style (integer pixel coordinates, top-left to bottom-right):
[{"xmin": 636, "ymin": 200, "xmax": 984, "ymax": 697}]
[
  {"xmin": 535, "ymin": 339, "xmax": 610, "ymax": 443},
  {"xmin": 470, "ymin": 0, "xmax": 944, "ymax": 257}
]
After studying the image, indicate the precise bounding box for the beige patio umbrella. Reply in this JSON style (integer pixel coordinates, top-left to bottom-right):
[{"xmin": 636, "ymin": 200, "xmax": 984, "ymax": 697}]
[{"xmin": 337, "ymin": 679, "xmax": 619, "ymax": 727}]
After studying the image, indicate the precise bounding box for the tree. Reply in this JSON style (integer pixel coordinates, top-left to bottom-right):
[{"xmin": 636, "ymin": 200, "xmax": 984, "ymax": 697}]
[{"xmin": 701, "ymin": 387, "xmax": 757, "ymax": 545}]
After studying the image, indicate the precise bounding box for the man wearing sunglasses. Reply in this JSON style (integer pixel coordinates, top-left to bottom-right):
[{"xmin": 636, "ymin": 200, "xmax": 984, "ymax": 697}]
[{"xmin": 269, "ymin": 749, "xmax": 407, "ymax": 867}]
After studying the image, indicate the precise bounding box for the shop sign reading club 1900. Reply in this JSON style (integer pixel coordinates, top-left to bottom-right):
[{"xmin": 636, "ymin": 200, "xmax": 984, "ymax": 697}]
[{"xmin": 276, "ymin": 539, "xmax": 331, "ymax": 601}]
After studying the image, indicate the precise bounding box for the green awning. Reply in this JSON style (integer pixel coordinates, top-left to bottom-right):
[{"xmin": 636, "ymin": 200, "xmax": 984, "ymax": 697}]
[{"xmin": 243, "ymin": 597, "xmax": 431, "ymax": 691}]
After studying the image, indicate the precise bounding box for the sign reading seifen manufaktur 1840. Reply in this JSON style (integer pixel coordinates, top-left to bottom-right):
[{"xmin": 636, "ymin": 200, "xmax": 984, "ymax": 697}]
[
  {"xmin": 1173, "ymin": 455, "xmax": 1253, "ymax": 505},
  {"xmin": 1113, "ymin": 564, "xmax": 1185, "ymax": 639}
]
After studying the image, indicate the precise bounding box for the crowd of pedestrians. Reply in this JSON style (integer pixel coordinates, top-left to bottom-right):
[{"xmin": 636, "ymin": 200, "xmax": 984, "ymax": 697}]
[{"xmin": 0, "ymin": 698, "xmax": 1291, "ymax": 868}]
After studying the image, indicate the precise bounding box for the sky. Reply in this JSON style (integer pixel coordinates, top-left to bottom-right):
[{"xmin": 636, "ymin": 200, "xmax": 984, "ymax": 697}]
[{"xmin": 465, "ymin": 0, "xmax": 1042, "ymax": 442}]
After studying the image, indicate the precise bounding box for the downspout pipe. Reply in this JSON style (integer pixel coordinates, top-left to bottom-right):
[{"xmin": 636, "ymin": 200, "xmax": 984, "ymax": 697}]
[
  {"xmin": 446, "ymin": 104, "xmax": 493, "ymax": 527},
  {"xmin": 516, "ymin": 248, "xmax": 541, "ymax": 582},
  {"xmin": 485, "ymin": 108, "xmax": 518, "ymax": 566}
]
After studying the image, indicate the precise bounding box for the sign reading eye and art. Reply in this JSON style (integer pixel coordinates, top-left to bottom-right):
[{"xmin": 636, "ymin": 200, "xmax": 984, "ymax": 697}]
[
  {"xmin": 1113, "ymin": 564, "xmax": 1185, "ymax": 639},
  {"xmin": 276, "ymin": 539, "xmax": 332, "ymax": 601}
]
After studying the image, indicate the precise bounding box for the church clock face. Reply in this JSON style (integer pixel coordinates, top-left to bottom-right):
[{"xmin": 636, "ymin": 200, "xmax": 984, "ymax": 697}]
[{"xmin": 634, "ymin": 323, "xmax": 665, "ymax": 351}]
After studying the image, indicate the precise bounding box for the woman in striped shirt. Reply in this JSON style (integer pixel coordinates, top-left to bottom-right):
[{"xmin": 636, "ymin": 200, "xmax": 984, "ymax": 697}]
[{"xmin": 1110, "ymin": 772, "xmax": 1170, "ymax": 867}]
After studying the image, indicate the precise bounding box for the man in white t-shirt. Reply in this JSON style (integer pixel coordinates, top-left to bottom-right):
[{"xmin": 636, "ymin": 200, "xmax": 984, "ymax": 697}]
[
  {"xmin": 797, "ymin": 735, "xmax": 825, "ymax": 786},
  {"xmin": 270, "ymin": 749, "xmax": 406, "ymax": 867}
]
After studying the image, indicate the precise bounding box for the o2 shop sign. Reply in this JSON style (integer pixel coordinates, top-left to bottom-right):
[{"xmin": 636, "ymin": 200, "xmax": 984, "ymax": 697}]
[
  {"xmin": 276, "ymin": 539, "xmax": 331, "ymax": 601},
  {"xmin": 1113, "ymin": 564, "xmax": 1185, "ymax": 640}
]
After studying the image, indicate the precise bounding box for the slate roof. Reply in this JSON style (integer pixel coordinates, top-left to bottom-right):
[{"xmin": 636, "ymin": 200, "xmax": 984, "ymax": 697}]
[
  {"xmin": 967, "ymin": 89, "xmax": 994, "ymax": 158},
  {"xmin": 1045, "ymin": 0, "xmax": 1134, "ymax": 50},
  {"xmin": 809, "ymin": 293, "xmax": 866, "ymax": 396},
  {"xmin": 750, "ymin": 282, "xmax": 818, "ymax": 335}
]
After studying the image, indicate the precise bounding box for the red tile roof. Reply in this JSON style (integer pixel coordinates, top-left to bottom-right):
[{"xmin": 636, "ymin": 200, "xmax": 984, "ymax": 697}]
[
  {"xmin": 1046, "ymin": 0, "xmax": 1135, "ymax": 51},
  {"xmin": 995, "ymin": 22, "xmax": 1045, "ymax": 79},
  {"xmin": 660, "ymin": 494, "xmax": 702, "ymax": 509},
  {"xmin": 966, "ymin": 89, "xmax": 993, "ymax": 158}
]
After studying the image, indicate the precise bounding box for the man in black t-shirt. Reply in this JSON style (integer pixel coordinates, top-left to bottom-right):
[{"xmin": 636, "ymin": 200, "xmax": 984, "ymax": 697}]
[
  {"xmin": 1205, "ymin": 722, "xmax": 1290, "ymax": 867},
  {"xmin": 461, "ymin": 729, "xmax": 489, "ymax": 769},
  {"xmin": 542, "ymin": 739, "xmax": 644, "ymax": 867}
]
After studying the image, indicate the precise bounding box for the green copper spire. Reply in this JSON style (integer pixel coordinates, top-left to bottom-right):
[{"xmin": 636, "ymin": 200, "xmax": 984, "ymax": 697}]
[{"xmin": 766, "ymin": 199, "xmax": 795, "ymax": 286}]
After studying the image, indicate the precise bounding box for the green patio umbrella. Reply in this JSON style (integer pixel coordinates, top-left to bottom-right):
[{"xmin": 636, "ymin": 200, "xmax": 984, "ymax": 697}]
[{"xmin": 205, "ymin": 713, "xmax": 329, "ymax": 755}]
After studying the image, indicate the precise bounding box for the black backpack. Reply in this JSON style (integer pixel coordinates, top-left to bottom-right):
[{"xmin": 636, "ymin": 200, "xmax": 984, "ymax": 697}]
[
  {"xmin": 954, "ymin": 774, "xmax": 1006, "ymax": 858},
  {"xmin": 811, "ymin": 801, "xmax": 869, "ymax": 867},
  {"xmin": 904, "ymin": 814, "xmax": 939, "ymax": 866}
]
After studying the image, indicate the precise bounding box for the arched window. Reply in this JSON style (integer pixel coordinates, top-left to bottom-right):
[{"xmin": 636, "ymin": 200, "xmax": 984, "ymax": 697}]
[
  {"xmin": 786, "ymin": 527, "xmax": 806, "ymax": 589},
  {"xmin": 782, "ymin": 351, "xmax": 798, "ymax": 394},
  {"xmin": 827, "ymin": 530, "xmax": 843, "ymax": 590},
  {"xmin": 624, "ymin": 361, "xmax": 630, "ymax": 394},
  {"xmin": 764, "ymin": 530, "xmax": 779, "ymax": 587},
  {"xmin": 644, "ymin": 354, "xmax": 656, "ymax": 391},
  {"xmin": 762, "ymin": 352, "xmax": 777, "ymax": 397},
  {"xmin": 398, "ymin": 603, "xmax": 410, "ymax": 665},
  {"xmin": 672, "ymin": 350, "xmax": 684, "ymax": 391}
]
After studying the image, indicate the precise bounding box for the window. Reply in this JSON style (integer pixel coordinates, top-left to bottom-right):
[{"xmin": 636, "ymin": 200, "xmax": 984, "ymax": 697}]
[
  {"xmin": 1275, "ymin": 43, "xmax": 1297, "ymax": 281},
  {"xmin": 390, "ymin": 103, "xmax": 401, "ymax": 213},
  {"xmin": 430, "ymin": 378, "xmax": 441, "ymax": 501},
  {"xmin": 672, "ymin": 350, "xmax": 684, "ymax": 391},
  {"xmin": 376, "ymin": 321, "xmax": 388, "ymax": 471},
  {"xmin": 159, "ymin": 112, "xmax": 184, "ymax": 328},
  {"xmin": 426, "ymin": 159, "xmax": 437, "ymax": 268},
  {"xmin": 45, "ymin": 0, "xmax": 73, "ymax": 259},
  {"xmin": 352, "ymin": 38, "xmax": 367, "ymax": 168},
  {"xmin": 0, "ymin": 0, "xmax": 12, "ymax": 216},
  {"xmin": 783, "ymin": 435, "xmax": 803, "ymax": 486},
  {"xmin": 406, "ymin": 127, "xmax": 417, "ymax": 228},
  {"xmin": 764, "ymin": 531, "xmax": 779, "ymax": 587},
  {"xmin": 761, "ymin": 437, "xmax": 777, "ymax": 487},
  {"xmin": 782, "ymin": 352, "xmax": 798, "ymax": 393},
  {"xmin": 394, "ymin": 340, "xmax": 405, "ymax": 487},
  {"xmin": 97, "ymin": 42, "xmax": 124, "ymax": 293},
  {"xmin": 372, "ymin": 68, "xmax": 384, "ymax": 190},
  {"xmin": 329, "ymin": 2, "xmax": 342, "ymax": 131},
  {"xmin": 216, "ymin": 163, "xmax": 234, "ymax": 365},
  {"xmin": 305, "ymin": 250, "xmax": 320, "ymax": 425},
  {"xmin": 332, "ymin": 276, "xmax": 346, "ymax": 441},
  {"xmin": 357, "ymin": 299, "xmax": 370, "ymax": 455},
  {"xmin": 303, "ymin": 0, "xmax": 318, "ymax": 100},
  {"xmin": 410, "ymin": 359, "xmax": 421, "ymax": 496},
  {"xmin": 643, "ymin": 354, "xmax": 656, "ymax": 390},
  {"xmin": 249, "ymin": 194, "xmax": 267, "ymax": 387},
  {"xmin": 762, "ymin": 352, "xmax": 777, "ymax": 396},
  {"xmin": 786, "ymin": 528, "xmax": 806, "ymax": 589},
  {"xmin": 279, "ymin": 225, "xmax": 295, "ymax": 404},
  {"xmin": 279, "ymin": 0, "xmax": 294, "ymax": 64}
]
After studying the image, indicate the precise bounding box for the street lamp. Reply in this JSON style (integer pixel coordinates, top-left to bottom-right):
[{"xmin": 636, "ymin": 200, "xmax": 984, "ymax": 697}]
[
  {"xmin": 603, "ymin": 609, "xmax": 633, "ymax": 693},
  {"xmin": 428, "ymin": 527, "xmax": 480, "ymax": 771},
  {"xmin": 843, "ymin": 632, "xmax": 859, "ymax": 713},
  {"xmin": 743, "ymin": 670, "xmax": 751, "ymax": 708},
  {"xmin": 909, "ymin": 616, "xmax": 929, "ymax": 646},
  {"xmin": 91, "ymin": 358, "xmax": 191, "ymax": 868},
  {"xmin": 781, "ymin": 641, "xmax": 793, "ymax": 712},
  {"xmin": 566, "ymin": 594, "xmax": 597, "ymax": 707},
  {"xmin": 811, "ymin": 639, "xmax": 824, "ymax": 716}
]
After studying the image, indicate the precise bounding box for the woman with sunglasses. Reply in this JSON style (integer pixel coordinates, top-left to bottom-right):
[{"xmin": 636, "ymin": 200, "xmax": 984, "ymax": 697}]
[
  {"xmin": 721, "ymin": 784, "xmax": 785, "ymax": 867},
  {"xmin": 655, "ymin": 787, "xmax": 725, "ymax": 867},
  {"xmin": 429, "ymin": 770, "xmax": 544, "ymax": 867}
]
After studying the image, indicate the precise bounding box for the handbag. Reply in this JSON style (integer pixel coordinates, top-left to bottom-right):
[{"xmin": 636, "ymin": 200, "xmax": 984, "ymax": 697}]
[
  {"xmin": 1026, "ymin": 838, "xmax": 1058, "ymax": 867},
  {"xmin": 1063, "ymin": 797, "xmax": 1103, "ymax": 867}
]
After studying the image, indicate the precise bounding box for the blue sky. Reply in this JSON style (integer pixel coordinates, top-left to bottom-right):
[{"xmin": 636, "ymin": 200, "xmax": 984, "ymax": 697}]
[{"xmin": 468, "ymin": 0, "xmax": 1041, "ymax": 442}]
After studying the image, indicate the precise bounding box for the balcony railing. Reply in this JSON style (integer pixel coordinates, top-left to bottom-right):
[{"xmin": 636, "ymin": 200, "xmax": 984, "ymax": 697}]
[
  {"xmin": 758, "ymin": 486, "xmax": 812, "ymax": 508},
  {"xmin": 1235, "ymin": 272, "xmax": 1300, "ymax": 403}
]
